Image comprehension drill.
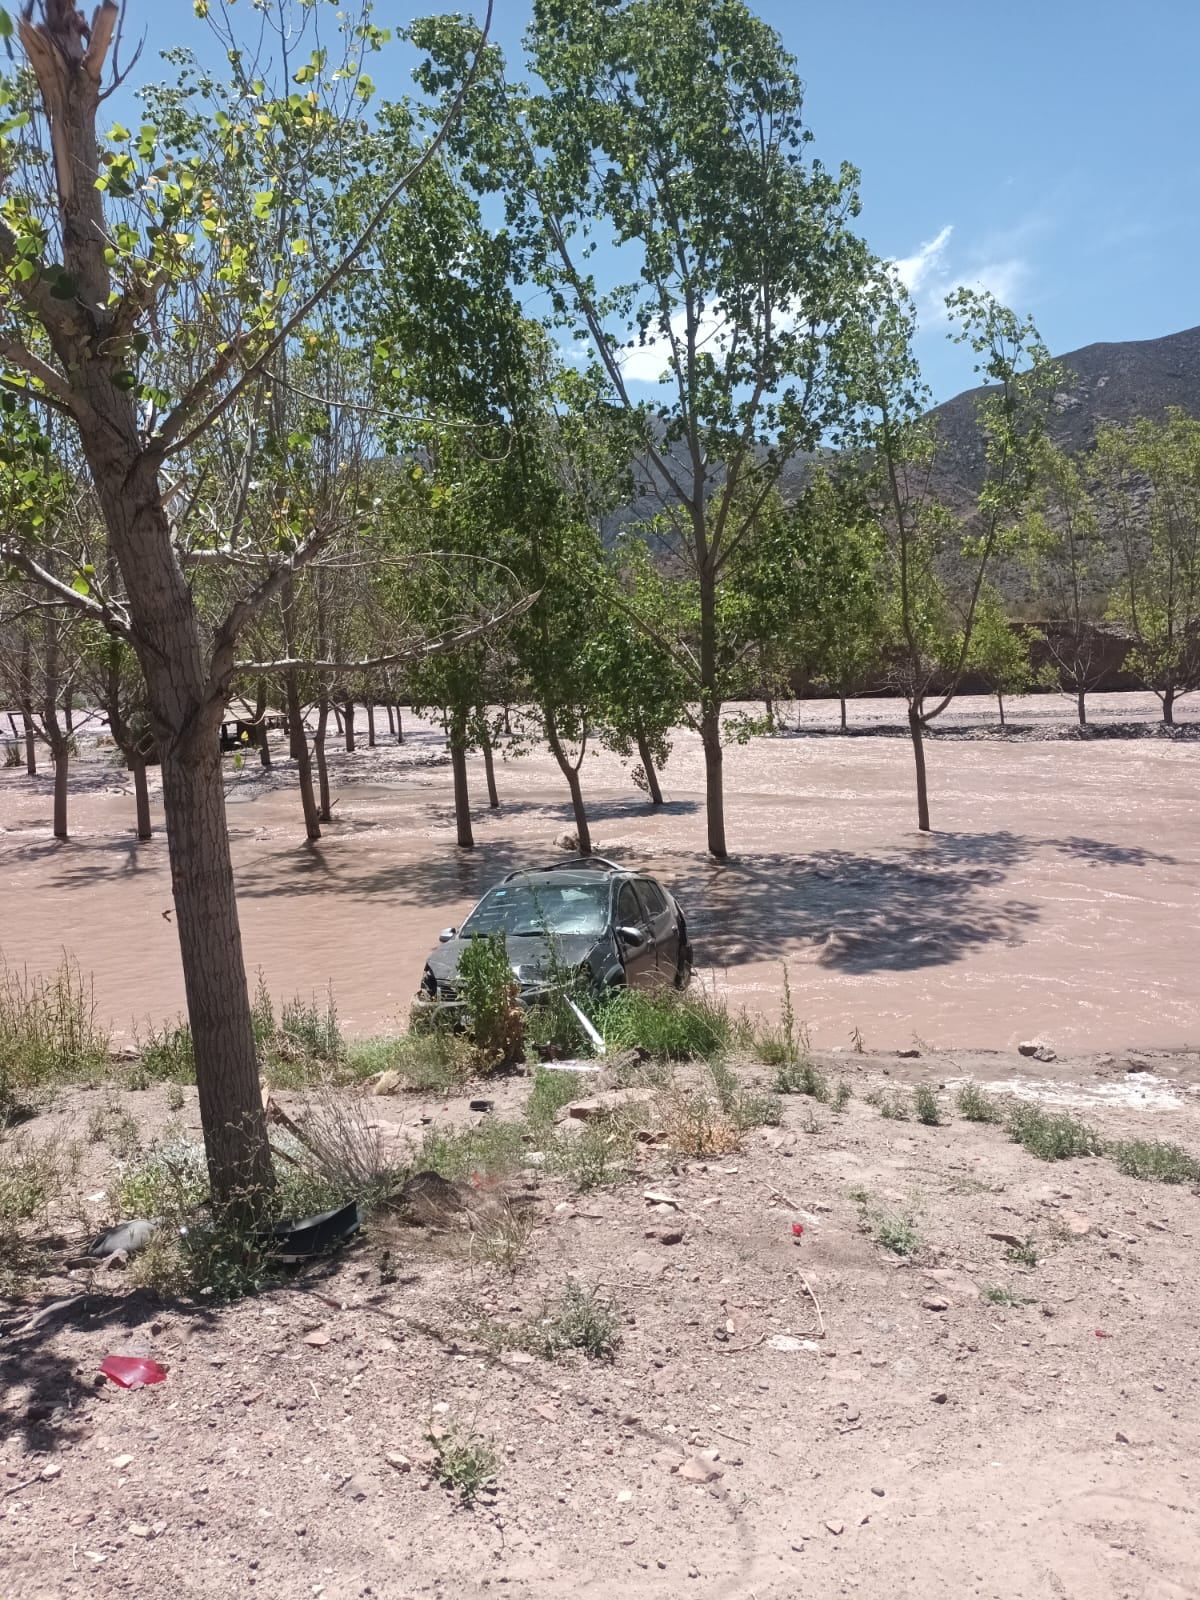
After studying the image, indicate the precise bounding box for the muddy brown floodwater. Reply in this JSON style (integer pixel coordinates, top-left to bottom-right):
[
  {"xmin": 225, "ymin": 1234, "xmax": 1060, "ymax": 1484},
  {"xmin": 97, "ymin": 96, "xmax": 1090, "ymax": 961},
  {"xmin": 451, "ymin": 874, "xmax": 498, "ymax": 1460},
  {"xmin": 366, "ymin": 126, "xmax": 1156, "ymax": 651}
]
[{"xmin": 1, "ymin": 693, "xmax": 1197, "ymax": 1051}]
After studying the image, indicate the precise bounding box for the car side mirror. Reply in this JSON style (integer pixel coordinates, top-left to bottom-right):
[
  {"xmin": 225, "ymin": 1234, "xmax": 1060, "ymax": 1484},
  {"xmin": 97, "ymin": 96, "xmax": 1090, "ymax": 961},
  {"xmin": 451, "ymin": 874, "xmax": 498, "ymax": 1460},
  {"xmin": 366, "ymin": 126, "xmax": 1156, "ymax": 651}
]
[
  {"xmin": 617, "ymin": 924, "xmax": 645, "ymax": 948},
  {"xmin": 438, "ymin": 927, "xmax": 457, "ymax": 943}
]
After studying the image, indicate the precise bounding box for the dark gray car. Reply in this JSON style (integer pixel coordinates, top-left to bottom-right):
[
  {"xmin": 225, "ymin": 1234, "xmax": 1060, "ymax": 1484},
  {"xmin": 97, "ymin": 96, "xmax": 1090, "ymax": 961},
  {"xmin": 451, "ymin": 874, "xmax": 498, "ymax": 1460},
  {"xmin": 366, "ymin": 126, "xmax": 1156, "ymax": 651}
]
[{"xmin": 414, "ymin": 856, "xmax": 692, "ymax": 1018}]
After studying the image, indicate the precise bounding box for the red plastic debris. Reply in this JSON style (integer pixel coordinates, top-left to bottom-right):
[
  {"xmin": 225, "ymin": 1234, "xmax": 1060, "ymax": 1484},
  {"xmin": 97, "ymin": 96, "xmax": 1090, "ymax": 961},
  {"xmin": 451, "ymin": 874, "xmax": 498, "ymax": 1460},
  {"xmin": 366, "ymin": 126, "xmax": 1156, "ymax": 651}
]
[
  {"xmin": 98, "ymin": 1355, "xmax": 167, "ymax": 1389},
  {"xmin": 791, "ymin": 1223, "xmax": 804, "ymax": 1238},
  {"xmin": 1094, "ymin": 1330, "xmax": 1110, "ymax": 1339}
]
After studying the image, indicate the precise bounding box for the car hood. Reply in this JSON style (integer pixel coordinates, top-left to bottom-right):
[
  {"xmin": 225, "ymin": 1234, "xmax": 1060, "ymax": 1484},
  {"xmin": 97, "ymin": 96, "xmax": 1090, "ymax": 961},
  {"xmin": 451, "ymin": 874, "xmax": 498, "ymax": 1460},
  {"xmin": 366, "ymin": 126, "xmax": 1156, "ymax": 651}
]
[{"xmin": 426, "ymin": 932, "xmax": 601, "ymax": 990}]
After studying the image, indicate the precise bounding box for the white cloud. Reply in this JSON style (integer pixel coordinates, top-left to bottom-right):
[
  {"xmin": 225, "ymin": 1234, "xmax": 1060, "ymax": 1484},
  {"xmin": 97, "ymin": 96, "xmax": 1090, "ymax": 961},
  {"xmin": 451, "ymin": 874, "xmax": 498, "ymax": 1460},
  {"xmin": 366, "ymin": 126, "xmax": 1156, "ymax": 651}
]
[
  {"xmin": 619, "ymin": 303, "xmax": 732, "ymax": 385},
  {"xmin": 892, "ymin": 224, "xmax": 954, "ymax": 295}
]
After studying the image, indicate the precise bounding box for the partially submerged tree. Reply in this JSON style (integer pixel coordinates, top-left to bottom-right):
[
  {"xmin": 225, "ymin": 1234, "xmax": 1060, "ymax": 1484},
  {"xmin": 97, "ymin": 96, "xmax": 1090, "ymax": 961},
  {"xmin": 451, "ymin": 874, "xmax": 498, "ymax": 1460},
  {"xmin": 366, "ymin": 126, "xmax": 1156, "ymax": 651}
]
[
  {"xmin": 0, "ymin": 0, "xmax": 493, "ymax": 1205},
  {"xmin": 414, "ymin": 0, "xmax": 874, "ymax": 857},
  {"xmin": 1097, "ymin": 410, "xmax": 1200, "ymax": 726}
]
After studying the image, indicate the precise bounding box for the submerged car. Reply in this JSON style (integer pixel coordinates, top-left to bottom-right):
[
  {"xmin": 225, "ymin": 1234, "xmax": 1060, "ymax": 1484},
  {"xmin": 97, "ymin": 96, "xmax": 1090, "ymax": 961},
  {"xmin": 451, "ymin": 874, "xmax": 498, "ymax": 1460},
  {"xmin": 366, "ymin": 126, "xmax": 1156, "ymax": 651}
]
[{"xmin": 415, "ymin": 856, "xmax": 692, "ymax": 1019}]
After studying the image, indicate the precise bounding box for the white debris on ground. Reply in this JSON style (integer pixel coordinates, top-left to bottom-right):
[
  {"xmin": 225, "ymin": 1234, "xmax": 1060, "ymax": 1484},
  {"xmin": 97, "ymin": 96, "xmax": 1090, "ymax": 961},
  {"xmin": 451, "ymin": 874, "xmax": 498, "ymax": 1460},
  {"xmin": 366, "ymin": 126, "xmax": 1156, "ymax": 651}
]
[{"xmin": 948, "ymin": 1073, "xmax": 1184, "ymax": 1112}]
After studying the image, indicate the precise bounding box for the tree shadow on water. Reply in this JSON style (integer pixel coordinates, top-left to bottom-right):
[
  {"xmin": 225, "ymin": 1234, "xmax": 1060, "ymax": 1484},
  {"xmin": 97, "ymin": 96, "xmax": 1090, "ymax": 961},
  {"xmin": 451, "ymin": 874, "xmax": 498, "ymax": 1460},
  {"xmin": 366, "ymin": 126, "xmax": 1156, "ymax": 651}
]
[{"xmin": 667, "ymin": 832, "xmax": 1039, "ymax": 973}]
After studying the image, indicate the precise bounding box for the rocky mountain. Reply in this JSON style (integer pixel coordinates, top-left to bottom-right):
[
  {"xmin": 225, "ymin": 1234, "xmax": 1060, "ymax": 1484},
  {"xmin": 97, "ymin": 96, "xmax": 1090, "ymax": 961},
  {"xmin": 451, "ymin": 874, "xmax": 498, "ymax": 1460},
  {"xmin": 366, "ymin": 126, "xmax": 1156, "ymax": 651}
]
[{"xmin": 929, "ymin": 323, "xmax": 1200, "ymax": 500}]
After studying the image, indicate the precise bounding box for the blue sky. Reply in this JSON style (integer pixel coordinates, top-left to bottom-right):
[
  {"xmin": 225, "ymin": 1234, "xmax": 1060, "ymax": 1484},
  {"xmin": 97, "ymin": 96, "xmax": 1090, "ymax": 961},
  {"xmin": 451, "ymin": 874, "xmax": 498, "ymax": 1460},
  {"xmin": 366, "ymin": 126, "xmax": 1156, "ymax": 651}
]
[{"xmin": 127, "ymin": 0, "xmax": 1199, "ymax": 401}]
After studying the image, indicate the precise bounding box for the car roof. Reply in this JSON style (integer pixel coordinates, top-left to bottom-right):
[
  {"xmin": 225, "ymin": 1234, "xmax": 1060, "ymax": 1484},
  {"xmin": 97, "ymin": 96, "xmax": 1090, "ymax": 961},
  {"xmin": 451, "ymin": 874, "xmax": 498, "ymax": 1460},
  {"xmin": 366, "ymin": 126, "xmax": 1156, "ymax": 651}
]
[{"xmin": 497, "ymin": 868, "xmax": 624, "ymax": 890}]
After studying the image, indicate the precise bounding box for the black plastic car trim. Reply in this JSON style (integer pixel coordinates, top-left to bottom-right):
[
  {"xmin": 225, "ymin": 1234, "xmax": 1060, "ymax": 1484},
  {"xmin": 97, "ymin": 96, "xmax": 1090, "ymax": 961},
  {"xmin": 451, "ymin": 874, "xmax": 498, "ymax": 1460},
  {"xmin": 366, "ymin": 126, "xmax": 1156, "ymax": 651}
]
[{"xmin": 500, "ymin": 855, "xmax": 625, "ymax": 881}]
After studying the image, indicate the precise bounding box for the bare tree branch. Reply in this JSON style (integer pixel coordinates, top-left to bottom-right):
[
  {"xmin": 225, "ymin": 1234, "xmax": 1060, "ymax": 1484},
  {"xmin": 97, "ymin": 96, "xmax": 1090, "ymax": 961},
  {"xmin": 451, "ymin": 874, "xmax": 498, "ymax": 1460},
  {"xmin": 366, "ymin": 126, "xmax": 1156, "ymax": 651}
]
[{"xmin": 0, "ymin": 540, "xmax": 132, "ymax": 636}]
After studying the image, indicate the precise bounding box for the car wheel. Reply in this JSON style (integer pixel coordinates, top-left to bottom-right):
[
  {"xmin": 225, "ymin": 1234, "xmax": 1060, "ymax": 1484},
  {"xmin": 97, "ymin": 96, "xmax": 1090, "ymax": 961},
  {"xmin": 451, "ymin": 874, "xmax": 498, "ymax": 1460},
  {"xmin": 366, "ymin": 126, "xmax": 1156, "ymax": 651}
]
[{"xmin": 674, "ymin": 936, "xmax": 693, "ymax": 991}]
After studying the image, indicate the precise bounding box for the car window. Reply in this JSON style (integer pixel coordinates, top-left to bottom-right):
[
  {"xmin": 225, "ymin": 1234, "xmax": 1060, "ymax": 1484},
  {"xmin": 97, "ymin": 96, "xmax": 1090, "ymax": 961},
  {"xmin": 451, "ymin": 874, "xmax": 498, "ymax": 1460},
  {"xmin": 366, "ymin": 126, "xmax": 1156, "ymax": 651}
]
[
  {"xmin": 461, "ymin": 881, "xmax": 609, "ymax": 938},
  {"xmin": 637, "ymin": 880, "xmax": 668, "ymax": 917},
  {"xmin": 616, "ymin": 882, "xmax": 645, "ymax": 928}
]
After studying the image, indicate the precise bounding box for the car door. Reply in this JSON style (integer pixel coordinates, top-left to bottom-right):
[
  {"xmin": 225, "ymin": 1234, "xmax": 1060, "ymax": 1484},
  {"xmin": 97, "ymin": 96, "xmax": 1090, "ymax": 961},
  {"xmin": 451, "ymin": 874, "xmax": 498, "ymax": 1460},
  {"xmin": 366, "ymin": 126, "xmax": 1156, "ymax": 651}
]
[
  {"xmin": 614, "ymin": 879, "xmax": 657, "ymax": 988},
  {"xmin": 636, "ymin": 879, "xmax": 679, "ymax": 981}
]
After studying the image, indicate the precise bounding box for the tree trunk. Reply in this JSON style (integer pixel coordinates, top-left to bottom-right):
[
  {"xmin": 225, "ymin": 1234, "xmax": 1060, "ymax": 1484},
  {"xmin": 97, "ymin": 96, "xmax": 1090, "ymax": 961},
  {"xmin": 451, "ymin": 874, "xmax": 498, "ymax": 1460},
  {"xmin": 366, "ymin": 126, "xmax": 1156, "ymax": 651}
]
[
  {"xmin": 479, "ymin": 712, "xmax": 500, "ymax": 809},
  {"xmin": 132, "ymin": 756, "xmax": 152, "ymax": 841},
  {"xmin": 1077, "ymin": 688, "xmax": 1087, "ymax": 728},
  {"xmin": 546, "ymin": 711, "xmax": 591, "ymax": 855},
  {"xmin": 385, "ymin": 702, "xmax": 395, "ymax": 736},
  {"xmin": 635, "ymin": 723, "xmax": 664, "ymax": 806},
  {"xmin": 1163, "ymin": 685, "xmax": 1176, "ymax": 727},
  {"xmin": 19, "ymin": 635, "xmax": 36, "ymax": 776},
  {"xmin": 51, "ymin": 738, "xmax": 68, "ymax": 839},
  {"xmin": 285, "ymin": 672, "xmax": 321, "ymax": 842},
  {"xmin": 315, "ymin": 691, "xmax": 333, "ymax": 823},
  {"xmin": 764, "ymin": 692, "xmax": 775, "ymax": 730},
  {"xmin": 20, "ymin": 0, "xmax": 272, "ymax": 1209},
  {"xmin": 343, "ymin": 702, "xmax": 356, "ymax": 752},
  {"xmin": 502, "ymin": 704, "xmax": 512, "ymax": 738},
  {"xmin": 839, "ymin": 692, "xmax": 848, "ymax": 733},
  {"xmin": 254, "ymin": 677, "xmax": 271, "ymax": 769},
  {"xmin": 997, "ymin": 692, "xmax": 1006, "ymax": 727},
  {"xmin": 449, "ymin": 706, "xmax": 474, "ymax": 849},
  {"xmin": 909, "ymin": 704, "xmax": 931, "ymax": 832},
  {"xmin": 699, "ymin": 703, "xmax": 726, "ymax": 859},
  {"xmin": 160, "ymin": 737, "xmax": 274, "ymax": 1204},
  {"xmin": 366, "ymin": 700, "xmax": 376, "ymax": 747},
  {"xmin": 395, "ymin": 705, "xmax": 404, "ymax": 745},
  {"xmin": 287, "ymin": 671, "xmax": 307, "ymax": 760}
]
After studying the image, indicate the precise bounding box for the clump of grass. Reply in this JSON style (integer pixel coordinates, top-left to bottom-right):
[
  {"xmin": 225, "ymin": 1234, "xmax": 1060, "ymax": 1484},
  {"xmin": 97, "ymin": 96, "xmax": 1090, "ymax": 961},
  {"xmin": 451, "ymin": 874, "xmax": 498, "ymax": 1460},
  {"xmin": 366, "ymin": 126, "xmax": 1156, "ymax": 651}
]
[
  {"xmin": 1007, "ymin": 1103, "xmax": 1102, "ymax": 1162},
  {"xmin": 710, "ymin": 1059, "xmax": 783, "ymax": 1130},
  {"xmin": 956, "ymin": 1082, "xmax": 1004, "ymax": 1123},
  {"xmin": 346, "ymin": 1031, "xmax": 474, "ymax": 1094},
  {"xmin": 832, "ymin": 1080, "xmax": 852, "ymax": 1113},
  {"xmin": 1005, "ymin": 1237, "xmax": 1039, "ymax": 1268},
  {"xmin": 472, "ymin": 1204, "xmax": 537, "ymax": 1274},
  {"xmin": 984, "ymin": 1284, "xmax": 1028, "ymax": 1307},
  {"xmin": 526, "ymin": 1066, "xmax": 583, "ymax": 1129},
  {"xmin": 866, "ymin": 1087, "xmax": 911, "ymax": 1120},
  {"xmin": 852, "ymin": 1189, "xmax": 920, "ymax": 1256},
  {"xmin": 428, "ymin": 1423, "xmax": 498, "ymax": 1505},
  {"xmin": 0, "ymin": 954, "xmax": 110, "ymax": 1102},
  {"xmin": 86, "ymin": 1097, "xmax": 141, "ymax": 1159},
  {"xmin": 913, "ymin": 1085, "xmax": 942, "ymax": 1126},
  {"xmin": 658, "ymin": 1088, "xmax": 741, "ymax": 1156},
  {"xmin": 536, "ymin": 1280, "xmax": 621, "ymax": 1360},
  {"xmin": 595, "ymin": 985, "xmax": 731, "ymax": 1061},
  {"xmin": 775, "ymin": 1059, "xmax": 829, "ymax": 1101},
  {"xmin": 416, "ymin": 1119, "xmax": 530, "ymax": 1184},
  {"xmin": 165, "ymin": 1080, "xmax": 184, "ymax": 1112},
  {"xmin": 554, "ymin": 1110, "xmax": 643, "ymax": 1190},
  {"xmin": 284, "ymin": 1081, "xmax": 401, "ymax": 1205},
  {"xmin": 1109, "ymin": 1138, "xmax": 1200, "ymax": 1184},
  {"xmin": 754, "ymin": 966, "xmax": 810, "ymax": 1067},
  {"xmin": 0, "ymin": 1127, "xmax": 81, "ymax": 1289},
  {"xmin": 136, "ymin": 1019, "xmax": 195, "ymax": 1083}
]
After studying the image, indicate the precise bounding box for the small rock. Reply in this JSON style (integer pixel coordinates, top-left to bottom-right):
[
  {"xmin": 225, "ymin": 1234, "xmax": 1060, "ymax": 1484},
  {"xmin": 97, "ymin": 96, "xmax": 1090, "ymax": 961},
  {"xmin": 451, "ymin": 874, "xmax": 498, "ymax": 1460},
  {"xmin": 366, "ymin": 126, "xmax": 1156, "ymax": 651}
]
[
  {"xmin": 110, "ymin": 1454, "xmax": 134, "ymax": 1470},
  {"xmin": 921, "ymin": 1297, "xmax": 949, "ymax": 1312},
  {"xmin": 500, "ymin": 1350, "xmax": 535, "ymax": 1366},
  {"xmin": 1018, "ymin": 1040, "xmax": 1056, "ymax": 1062},
  {"xmin": 128, "ymin": 1523, "xmax": 152, "ymax": 1540},
  {"xmin": 616, "ymin": 1489, "xmax": 633, "ymax": 1503},
  {"xmin": 897, "ymin": 1047, "xmax": 920, "ymax": 1059},
  {"xmin": 370, "ymin": 1070, "xmax": 402, "ymax": 1097},
  {"xmin": 653, "ymin": 1449, "xmax": 685, "ymax": 1473},
  {"xmin": 870, "ymin": 1487, "xmax": 885, "ymax": 1497},
  {"xmin": 1063, "ymin": 1214, "xmax": 1092, "ymax": 1238},
  {"xmin": 677, "ymin": 1456, "xmax": 723, "ymax": 1483},
  {"xmin": 824, "ymin": 1520, "xmax": 844, "ymax": 1536},
  {"xmin": 40, "ymin": 1463, "xmax": 62, "ymax": 1481},
  {"xmin": 930, "ymin": 1392, "xmax": 949, "ymax": 1405},
  {"xmin": 1115, "ymin": 1431, "xmax": 1130, "ymax": 1445},
  {"xmin": 656, "ymin": 1228, "xmax": 685, "ymax": 1246},
  {"xmin": 643, "ymin": 1190, "xmax": 681, "ymax": 1209},
  {"xmin": 525, "ymin": 1151, "xmax": 547, "ymax": 1168},
  {"xmin": 342, "ymin": 1475, "xmax": 375, "ymax": 1500},
  {"xmin": 988, "ymin": 1231, "xmax": 1025, "ymax": 1248},
  {"xmin": 563, "ymin": 1088, "xmax": 657, "ymax": 1122},
  {"xmin": 469, "ymin": 1099, "xmax": 494, "ymax": 1113},
  {"xmin": 384, "ymin": 1452, "xmax": 412, "ymax": 1472},
  {"xmin": 302, "ymin": 1329, "xmax": 330, "ymax": 1347}
]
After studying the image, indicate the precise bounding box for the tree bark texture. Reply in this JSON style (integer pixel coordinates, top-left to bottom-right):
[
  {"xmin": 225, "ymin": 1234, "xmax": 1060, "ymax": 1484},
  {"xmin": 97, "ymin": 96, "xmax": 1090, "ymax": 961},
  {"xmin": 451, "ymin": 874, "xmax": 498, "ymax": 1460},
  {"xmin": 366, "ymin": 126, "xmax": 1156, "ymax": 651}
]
[
  {"xmin": 343, "ymin": 702, "xmax": 356, "ymax": 753},
  {"xmin": 635, "ymin": 723, "xmax": 664, "ymax": 806},
  {"xmin": 284, "ymin": 673, "xmax": 321, "ymax": 842},
  {"xmin": 909, "ymin": 704, "xmax": 931, "ymax": 832},
  {"xmin": 479, "ymin": 711, "xmax": 499, "ymax": 809},
  {"xmin": 449, "ymin": 707, "xmax": 474, "ymax": 849},
  {"xmin": 254, "ymin": 677, "xmax": 271, "ymax": 769},
  {"xmin": 315, "ymin": 691, "xmax": 333, "ymax": 823},
  {"xmin": 17, "ymin": 1, "xmax": 273, "ymax": 1205},
  {"xmin": 545, "ymin": 711, "xmax": 591, "ymax": 856},
  {"xmin": 19, "ymin": 634, "xmax": 36, "ymax": 776},
  {"xmin": 699, "ymin": 704, "xmax": 726, "ymax": 859},
  {"xmin": 366, "ymin": 700, "xmax": 376, "ymax": 747},
  {"xmin": 839, "ymin": 692, "xmax": 848, "ymax": 733},
  {"xmin": 132, "ymin": 757, "xmax": 152, "ymax": 842},
  {"xmin": 1077, "ymin": 688, "xmax": 1087, "ymax": 728}
]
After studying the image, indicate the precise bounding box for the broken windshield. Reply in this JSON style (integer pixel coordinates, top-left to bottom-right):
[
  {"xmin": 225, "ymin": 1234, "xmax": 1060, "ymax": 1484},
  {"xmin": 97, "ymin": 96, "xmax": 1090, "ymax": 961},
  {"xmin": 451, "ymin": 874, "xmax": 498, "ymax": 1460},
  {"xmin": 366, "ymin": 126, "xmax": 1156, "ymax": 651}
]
[{"xmin": 460, "ymin": 881, "xmax": 610, "ymax": 939}]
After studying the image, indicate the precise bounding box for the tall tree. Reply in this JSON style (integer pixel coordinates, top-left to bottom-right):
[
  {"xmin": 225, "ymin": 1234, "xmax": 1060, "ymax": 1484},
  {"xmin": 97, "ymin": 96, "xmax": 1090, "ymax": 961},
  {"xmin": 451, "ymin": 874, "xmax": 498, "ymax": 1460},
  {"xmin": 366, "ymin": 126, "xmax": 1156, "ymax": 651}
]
[
  {"xmin": 413, "ymin": 0, "xmax": 874, "ymax": 858},
  {"xmin": 0, "ymin": 0, "xmax": 491, "ymax": 1205}
]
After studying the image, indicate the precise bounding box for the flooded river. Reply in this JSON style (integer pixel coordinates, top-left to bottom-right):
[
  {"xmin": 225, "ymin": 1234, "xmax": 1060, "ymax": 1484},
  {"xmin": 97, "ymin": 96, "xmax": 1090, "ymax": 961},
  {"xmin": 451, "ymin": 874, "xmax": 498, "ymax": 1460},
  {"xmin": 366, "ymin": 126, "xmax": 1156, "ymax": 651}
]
[{"xmin": 2, "ymin": 694, "xmax": 1197, "ymax": 1051}]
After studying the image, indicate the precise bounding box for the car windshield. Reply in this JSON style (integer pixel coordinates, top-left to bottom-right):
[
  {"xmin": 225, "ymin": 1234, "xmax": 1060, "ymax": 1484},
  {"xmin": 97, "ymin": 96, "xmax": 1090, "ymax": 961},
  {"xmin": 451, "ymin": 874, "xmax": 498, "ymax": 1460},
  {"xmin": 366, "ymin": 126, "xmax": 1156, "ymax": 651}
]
[{"xmin": 460, "ymin": 881, "xmax": 609, "ymax": 939}]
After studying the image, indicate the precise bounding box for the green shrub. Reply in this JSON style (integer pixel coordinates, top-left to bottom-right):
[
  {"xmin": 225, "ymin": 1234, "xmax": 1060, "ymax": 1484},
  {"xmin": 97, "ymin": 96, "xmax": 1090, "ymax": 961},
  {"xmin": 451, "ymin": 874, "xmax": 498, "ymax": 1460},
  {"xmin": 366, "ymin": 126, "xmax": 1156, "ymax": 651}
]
[
  {"xmin": 537, "ymin": 1280, "xmax": 621, "ymax": 1360},
  {"xmin": 345, "ymin": 1031, "xmax": 473, "ymax": 1093},
  {"xmin": 137, "ymin": 1020, "xmax": 196, "ymax": 1083},
  {"xmin": 956, "ymin": 1082, "xmax": 1003, "ymax": 1123},
  {"xmin": 913, "ymin": 1085, "xmax": 942, "ymax": 1125},
  {"xmin": 775, "ymin": 1059, "xmax": 829, "ymax": 1100},
  {"xmin": 1109, "ymin": 1138, "xmax": 1200, "ymax": 1184},
  {"xmin": 1007, "ymin": 1103, "xmax": 1102, "ymax": 1162},
  {"xmin": 0, "ymin": 955, "xmax": 110, "ymax": 1099},
  {"xmin": 755, "ymin": 966, "xmax": 808, "ymax": 1067},
  {"xmin": 458, "ymin": 933, "xmax": 523, "ymax": 1069}
]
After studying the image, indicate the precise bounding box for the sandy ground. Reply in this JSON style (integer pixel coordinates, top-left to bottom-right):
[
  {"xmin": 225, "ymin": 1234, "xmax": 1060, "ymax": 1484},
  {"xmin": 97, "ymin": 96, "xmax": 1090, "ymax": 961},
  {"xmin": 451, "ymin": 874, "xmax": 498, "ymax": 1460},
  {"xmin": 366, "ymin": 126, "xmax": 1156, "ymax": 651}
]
[
  {"xmin": 2, "ymin": 693, "xmax": 1197, "ymax": 1054},
  {"xmin": 4, "ymin": 1045, "xmax": 1200, "ymax": 1599}
]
